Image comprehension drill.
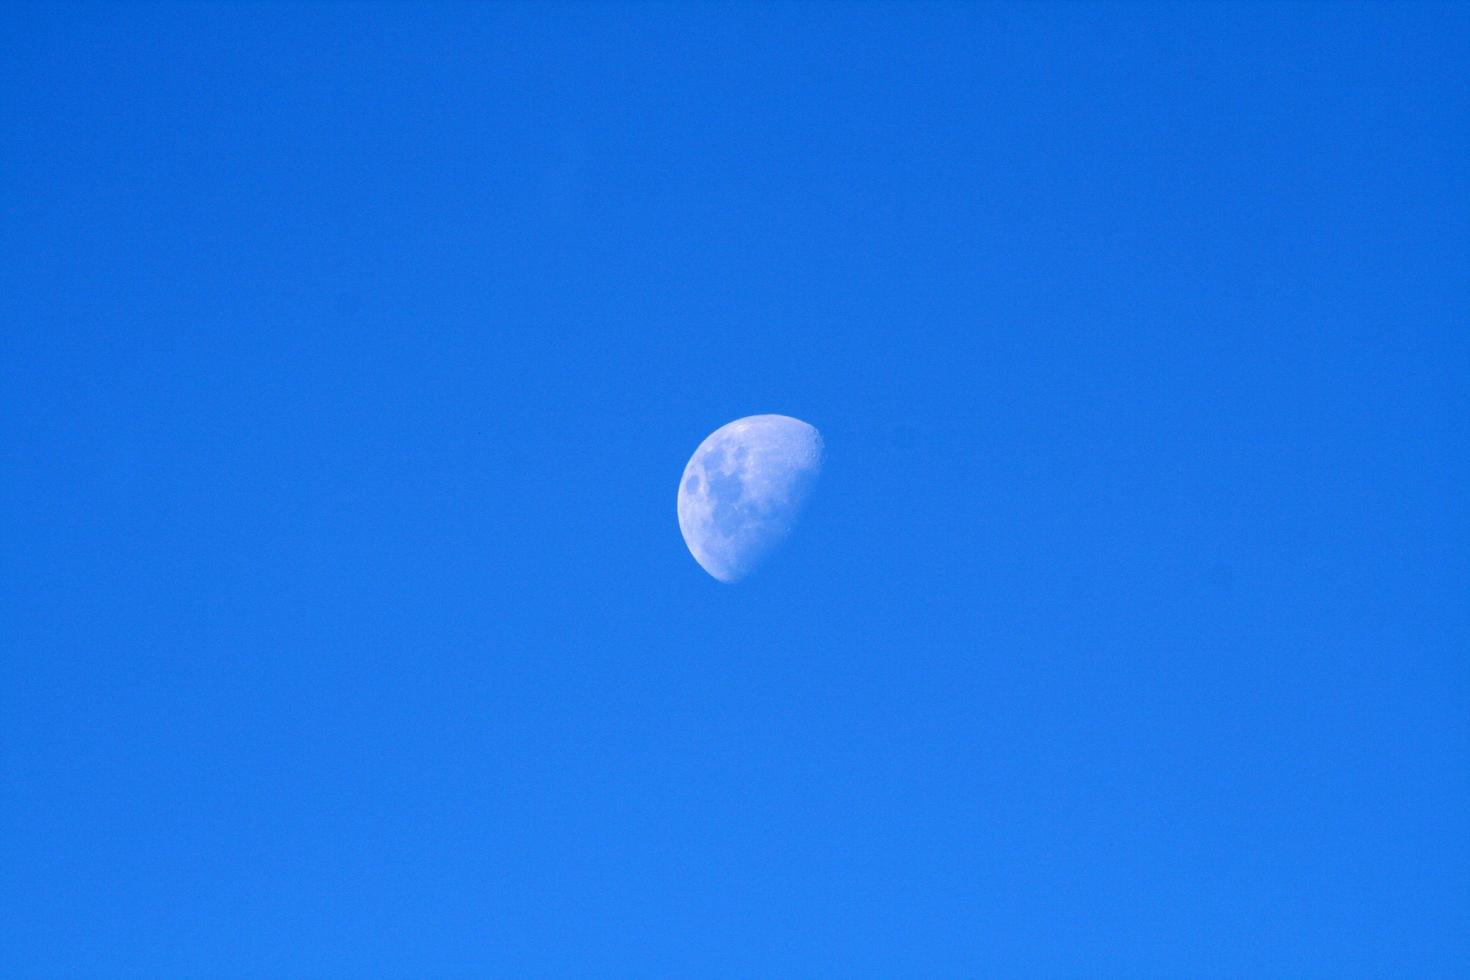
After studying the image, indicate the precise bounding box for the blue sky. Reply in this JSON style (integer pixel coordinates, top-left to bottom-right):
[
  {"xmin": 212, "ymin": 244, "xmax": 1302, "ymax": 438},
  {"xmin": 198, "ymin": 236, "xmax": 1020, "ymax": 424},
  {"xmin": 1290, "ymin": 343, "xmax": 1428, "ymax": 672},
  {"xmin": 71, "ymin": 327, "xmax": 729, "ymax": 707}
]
[{"xmin": 2, "ymin": 2, "xmax": 1467, "ymax": 975}]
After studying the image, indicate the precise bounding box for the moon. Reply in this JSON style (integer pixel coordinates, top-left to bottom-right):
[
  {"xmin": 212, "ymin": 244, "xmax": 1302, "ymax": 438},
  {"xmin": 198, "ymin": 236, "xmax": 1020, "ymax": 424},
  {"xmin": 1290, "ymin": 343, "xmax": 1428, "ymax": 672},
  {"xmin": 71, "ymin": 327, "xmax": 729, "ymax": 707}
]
[{"xmin": 677, "ymin": 414, "xmax": 824, "ymax": 583}]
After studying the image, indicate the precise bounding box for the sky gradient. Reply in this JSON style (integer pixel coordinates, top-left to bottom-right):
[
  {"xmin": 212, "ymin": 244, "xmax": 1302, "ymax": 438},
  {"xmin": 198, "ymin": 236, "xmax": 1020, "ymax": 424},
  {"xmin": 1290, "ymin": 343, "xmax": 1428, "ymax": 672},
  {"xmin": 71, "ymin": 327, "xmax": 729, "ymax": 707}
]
[{"xmin": 3, "ymin": 3, "xmax": 1468, "ymax": 975}]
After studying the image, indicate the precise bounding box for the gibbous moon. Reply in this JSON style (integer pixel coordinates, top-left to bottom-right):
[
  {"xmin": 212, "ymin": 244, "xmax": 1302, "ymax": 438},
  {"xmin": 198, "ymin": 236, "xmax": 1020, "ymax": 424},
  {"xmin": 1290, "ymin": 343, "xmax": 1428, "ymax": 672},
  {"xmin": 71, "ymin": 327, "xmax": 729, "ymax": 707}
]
[{"xmin": 677, "ymin": 414, "xmax": 824, "ymax": 583}]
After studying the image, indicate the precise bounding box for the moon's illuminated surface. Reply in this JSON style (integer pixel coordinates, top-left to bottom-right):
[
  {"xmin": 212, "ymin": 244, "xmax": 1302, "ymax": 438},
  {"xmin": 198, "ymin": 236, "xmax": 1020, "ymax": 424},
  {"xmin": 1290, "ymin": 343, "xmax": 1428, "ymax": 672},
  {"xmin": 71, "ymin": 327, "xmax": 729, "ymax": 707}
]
[{"xmin": 677, "ymin": 415, "xmax": 824, "ymax": 583}]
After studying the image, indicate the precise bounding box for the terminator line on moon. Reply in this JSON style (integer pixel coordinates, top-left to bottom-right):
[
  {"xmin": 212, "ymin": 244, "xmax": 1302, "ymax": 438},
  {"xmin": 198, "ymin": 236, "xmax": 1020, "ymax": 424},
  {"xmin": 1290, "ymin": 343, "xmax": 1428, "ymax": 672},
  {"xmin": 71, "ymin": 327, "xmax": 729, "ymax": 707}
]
[{"xmin": 677, "ymin": 415, "xmax": 824, "ymax": 583}]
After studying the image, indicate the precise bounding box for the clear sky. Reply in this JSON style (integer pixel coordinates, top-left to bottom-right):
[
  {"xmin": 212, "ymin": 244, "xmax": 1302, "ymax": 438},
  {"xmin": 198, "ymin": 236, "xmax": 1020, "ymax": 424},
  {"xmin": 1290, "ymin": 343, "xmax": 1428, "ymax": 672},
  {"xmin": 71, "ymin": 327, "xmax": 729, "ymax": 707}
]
[{"xmin": 3, "ymin": 2, "xmax": 1467, "ymax": 975}]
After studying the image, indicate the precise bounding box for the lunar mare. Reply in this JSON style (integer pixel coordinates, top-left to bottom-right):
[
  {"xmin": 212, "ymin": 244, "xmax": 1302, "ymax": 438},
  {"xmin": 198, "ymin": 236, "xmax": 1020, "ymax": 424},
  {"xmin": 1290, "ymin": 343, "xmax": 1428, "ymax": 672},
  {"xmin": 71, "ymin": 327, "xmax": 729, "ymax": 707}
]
[{"xmin": 677, "ymin": 415, "xmax": 824, "ymax": 583}]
